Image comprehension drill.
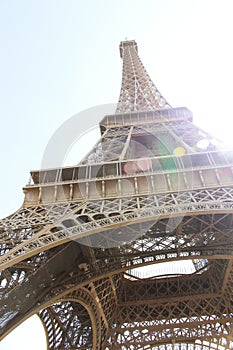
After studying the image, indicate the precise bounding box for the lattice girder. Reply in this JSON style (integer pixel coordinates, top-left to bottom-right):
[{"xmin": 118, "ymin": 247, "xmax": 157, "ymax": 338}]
[
  {"xmin": 1, "ymin": 264, "xmax": 232, "ymax": 349},
  {"xmin": 1, "ymin": 40, "xmax": 233, "ymax": 349},
  {"xmin": 1, "ymin": 212, "xmax": 232, "ymax": 345},
  {"xmin": 39, "ymin": 299, "xmax": 95, "ymax": 349},
  {"xmin": 116, "ymin": 40, "xmax": 171, "ymax": 112},
  {"xmin": 1, "ymin": 190, "xmax": 233, "ymax": 270},
  {"xmin": 21, "ymin": 109, "xmax": 233, "ymax": 209},
  {"xmin": 106, "ymin": 318, "xmax": 233, "ymax": 350},
  {"xmin": 39, "ymin": 286, "xmax": 114, "ymax": 350},
  {"xmin": 0, "ymin": 262, "xmax": 120, "ymax": 346}
]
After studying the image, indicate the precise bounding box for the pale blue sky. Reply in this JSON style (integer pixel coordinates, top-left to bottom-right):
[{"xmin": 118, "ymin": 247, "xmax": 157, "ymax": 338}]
[{"xmin": 1, "ymin": 0, "xmax": 233, "ymax": 348}]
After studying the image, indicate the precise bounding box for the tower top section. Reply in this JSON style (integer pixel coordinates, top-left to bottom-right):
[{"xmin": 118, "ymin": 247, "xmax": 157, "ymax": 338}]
[
  {"xmin": 119, "ymin": 40, "xmax": 138, "ymax": 58},
  {"xmin": 116, "ymin": 40, "xmax": 171, "ymax": 113}
]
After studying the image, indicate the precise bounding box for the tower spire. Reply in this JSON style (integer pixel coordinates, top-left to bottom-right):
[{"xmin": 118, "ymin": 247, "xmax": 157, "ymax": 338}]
[{"xmin": 116, "ymin": 40, "xmax": 171, "ymax": 113}]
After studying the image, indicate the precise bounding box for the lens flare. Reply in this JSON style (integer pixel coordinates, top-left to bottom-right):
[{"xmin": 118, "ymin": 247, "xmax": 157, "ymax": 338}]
[
  {"xmin": 136, "ymin": 158, "xmax": 152, "ymax": 171},
  {"xmin": 173, "ymin": 146, "xmax": 186, "ymax": 156},
  {"xmin": 196, "ymin": 139, "xmax": 210, "ymax": 150}
]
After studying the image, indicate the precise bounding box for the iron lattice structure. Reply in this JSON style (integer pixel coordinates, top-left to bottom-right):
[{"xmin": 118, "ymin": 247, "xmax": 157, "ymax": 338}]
[{"xmin": 0, "ymin": 40, "xmax": 233, "ymax": 349}]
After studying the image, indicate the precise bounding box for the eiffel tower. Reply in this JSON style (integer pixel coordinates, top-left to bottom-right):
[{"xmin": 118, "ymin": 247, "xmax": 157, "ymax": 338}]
[{"xmin": 0, "ymin": 40, "xmax": 233, "ymax": 349}]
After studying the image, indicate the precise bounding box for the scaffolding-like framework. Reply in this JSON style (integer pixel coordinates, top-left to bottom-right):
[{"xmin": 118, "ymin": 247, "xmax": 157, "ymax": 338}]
[{"xmin": 0, "ymin": 40, "xmax": 232, "ymax": 349}]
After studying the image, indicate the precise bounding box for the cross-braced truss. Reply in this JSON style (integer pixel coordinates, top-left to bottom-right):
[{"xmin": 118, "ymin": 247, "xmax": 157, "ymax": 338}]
[
  {"xmin": 0, "ymin": 41, "xmax": 232, "ymax": 349},
  {"xmin": 116, "ymin": 40, "xmax": 171, "ymax": 112}
]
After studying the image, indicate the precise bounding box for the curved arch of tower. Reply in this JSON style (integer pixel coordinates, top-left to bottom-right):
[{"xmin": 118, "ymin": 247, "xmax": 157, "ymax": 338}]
[{"xmin": 0, "ymin": 40, "xmax": 232, "ymax": 349}]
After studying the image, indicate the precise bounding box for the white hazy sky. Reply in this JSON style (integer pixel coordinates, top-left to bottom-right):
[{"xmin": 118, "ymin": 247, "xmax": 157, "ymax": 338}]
[{"xmin": 1, "ymin": 0, "xmax": 233, "ymax": 348}]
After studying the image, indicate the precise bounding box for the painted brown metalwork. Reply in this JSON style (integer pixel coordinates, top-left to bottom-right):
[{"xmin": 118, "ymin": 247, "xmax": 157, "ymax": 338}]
[{"xmin": 0, "ymin": 40, "xmax": 232, "ymax": 349}]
